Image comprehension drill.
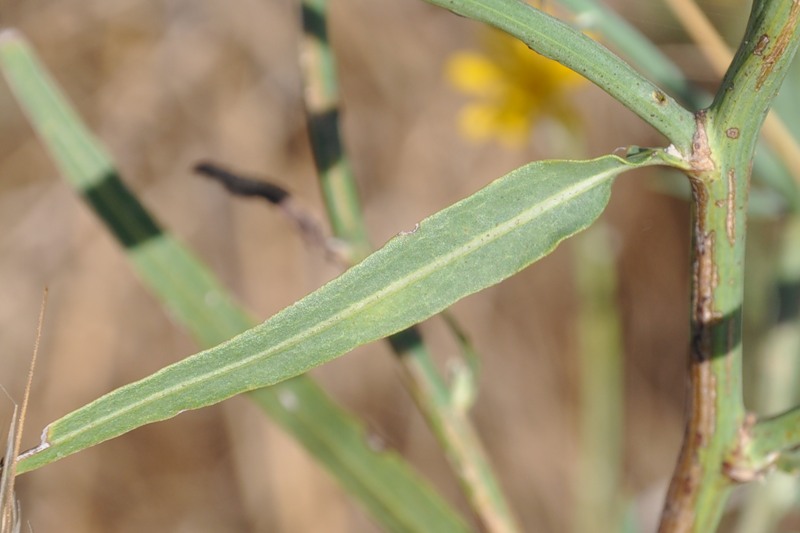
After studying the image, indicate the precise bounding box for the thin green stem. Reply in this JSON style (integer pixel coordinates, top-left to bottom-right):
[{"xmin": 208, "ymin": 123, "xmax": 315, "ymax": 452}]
[
  {"xmin": 299, "ymin": 2, "xmax": 520, "ymax": 531},
  {"xmin": 750, "ymin": 406, "xmax": 800, "ymax": 465},
  {"xmin": 734, "ymin": 215, "xmax": 800, "ymax": 532},
  {"xmin": 389, "ymin": 331, "xmax": 520, "ymax": 533},
  {"xmin": 425, "ymin": 0, "xmax": 696, "ymax": 152},
  {"xmin": 557, "ymin": 0, "xmax": 707, "ymax": 108},
  {"xmin": 659, "ymin": 1, "xmax": 800, "ymax": 531},
  {"xmin": 573, "ymin": 225, "xmax": 624, "ymax": 533},
  {"xmin": 300, "ymin": 0, "xmax": 371, "ymax": 261}
]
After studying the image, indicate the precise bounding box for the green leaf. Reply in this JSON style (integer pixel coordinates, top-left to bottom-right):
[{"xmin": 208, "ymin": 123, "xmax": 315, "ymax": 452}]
[
  {"xmin": 0, "ymin": 29, "xmax": 471, "ymax": 533},
  {"xmin": 16, "ymin": 148, "xmax": 671, "ymax": 472}
]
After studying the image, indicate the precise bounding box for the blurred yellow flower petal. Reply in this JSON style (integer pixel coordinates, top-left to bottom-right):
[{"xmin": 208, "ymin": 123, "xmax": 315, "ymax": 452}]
[
  {"xmin": 445, "ymin": 9, "xmax": 588, "ymax": 148},
  {"xmin": 459, "ymin": 102, "xmax": 531, "ymax": 148},
  {"xmin": 459, "ymin": 104, "xmax": 496, "ymax": 141},
  {"xmin": 446, "ymin": 52, "xmax": 504, "ymax": 96}
]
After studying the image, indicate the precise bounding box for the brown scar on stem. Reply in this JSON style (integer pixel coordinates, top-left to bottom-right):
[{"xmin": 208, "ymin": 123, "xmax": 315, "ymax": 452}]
[
  {"xmin": 688, "ymin": 178, "xmax": 722, "ymax": 326},
  {"xmin": 726, "ymin": 170, "xmax": 736, "ymax": 246},
  {"xmin": 690, "ymin": 111, "xmax": 715, "ymax": 175},
  {"xmin": 722, "ymin": 413, "xmax": 777, "ymax": 483},
  {"xmin": 660, "ymin": 243, "xmax": 719, "ymax": 531},
  {"xmin": 687, "ymin": 113, "xmax": 720, "ymax": 326},
  {"xmin": 754, "ymin": 34, "xmax": 770, "ymax": 56},
  {"xmin": 660, "ymin": 287, "xmax": 720, "ymax": 529},
  {"xmin": 695, "ymin": 231, "xmax": 721, "ymax": 326},
  {"xmin": 661, "ymin": 111, "xmax": 734, "ymax": 531},
  {"xmin": 653, "ymin": 90, "xmax": 667, "ymax": 104},
  {"xmin": 756, "ymin": 2, "xmax": 800, "ymax": 90},
  {"xmin": 660, "ymin": 215, "xmax": 720, "ymax": 528},
  {"xmin": 726, "ymin": 128, "xmax": 740, "ymax": 139}
]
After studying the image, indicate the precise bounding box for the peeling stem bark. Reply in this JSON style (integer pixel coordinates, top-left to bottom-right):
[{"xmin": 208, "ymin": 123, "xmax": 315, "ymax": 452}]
[{"xmin": 659, "ymin": 112, "xmax": 747, "ymax": 532}]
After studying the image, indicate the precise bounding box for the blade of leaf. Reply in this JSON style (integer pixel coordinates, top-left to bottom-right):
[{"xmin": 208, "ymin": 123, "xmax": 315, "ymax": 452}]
[
  {"xmin": 0, "ymin": 30, "xmax": 471, "ymax": 533},
  {"xmin": 300, "ymin": 2, "xmax": 519, "ymax": 529},
  {"xmin": 16, "ymin": 147, "xmax": 674, "ymax": 473}
]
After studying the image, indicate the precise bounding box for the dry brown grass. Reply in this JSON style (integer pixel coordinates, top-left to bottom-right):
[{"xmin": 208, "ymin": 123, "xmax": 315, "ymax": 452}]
[{"xmin": 0, "ymin": 0, "xmax": 724, "ymax": 530}]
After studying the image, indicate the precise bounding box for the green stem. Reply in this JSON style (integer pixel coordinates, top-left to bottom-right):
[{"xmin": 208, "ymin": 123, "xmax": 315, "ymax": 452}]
[
  {"xmin": 424, "ymin": 0, "xmax": 696, "ymax": 152},
  {"xmin": 750, "ymin": 406, "xmax": 800, "ymax": 464},
  {"xmin": 389, "ymin": 330, "xmax": 520, "ymax": 533},
  {"xmin": 557, "ymin": 0, "xmax": 707, "ymax": 109},
  {"xmin": 300, "ymin": 0, "xmax": 371, "ymax": 261},
  {"xmin": 573, "ymin": 225, "xmax": 624, "ymax": 533},
  {"xmin": 659, "ymin": 113, "xmax": 745, "ymax": 530},
  {"xmin": 734, "ymin": 215, "xmax": 800, "ymax": 532},
  {"xmin": 299, "ymin": 2, "xmax": 520, "ymax": 531},
  {"xmin": 659, "ymin": 1, "xmax": 800, "ymax": 530}
]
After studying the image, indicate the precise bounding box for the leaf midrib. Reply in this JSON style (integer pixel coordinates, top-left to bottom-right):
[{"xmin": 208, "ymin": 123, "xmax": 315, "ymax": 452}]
[{"xmin": 47, "ymin": 164, "xmax": 618, "ymax": 447}]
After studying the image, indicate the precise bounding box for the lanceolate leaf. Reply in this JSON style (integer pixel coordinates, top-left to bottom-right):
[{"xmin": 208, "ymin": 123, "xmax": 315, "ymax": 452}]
[
  {"xmin": 0, "ymin": 30, "xmax": 471, "ymax": 533},
  {"xmin": 16, "ymin": 149, "xmax": 673, "ymax": 472}
]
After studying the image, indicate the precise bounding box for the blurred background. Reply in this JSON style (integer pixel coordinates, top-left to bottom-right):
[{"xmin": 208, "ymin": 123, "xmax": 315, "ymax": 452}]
[{"xmin": 0, "ymin": 0, "xmax": 786, "ymax": 531}]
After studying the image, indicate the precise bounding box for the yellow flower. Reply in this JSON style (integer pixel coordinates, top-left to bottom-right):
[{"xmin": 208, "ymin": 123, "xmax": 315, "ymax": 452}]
[{"xmin": 446, "ymin": 18, "xmax": 586, "ymax": 148}]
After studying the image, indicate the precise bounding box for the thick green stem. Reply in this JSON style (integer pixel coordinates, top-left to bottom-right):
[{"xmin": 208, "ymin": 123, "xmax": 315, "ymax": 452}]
[
  {"xmin": 557, "ymin": 0, "xmax": 799, "ymax": 208},
  {"xmin": 659, "ymin": 112, "xmax": 746, "ymax": 531},
  {"xmin": 659, "ymin": 1, "xmax": 800, "ymax": 531}
]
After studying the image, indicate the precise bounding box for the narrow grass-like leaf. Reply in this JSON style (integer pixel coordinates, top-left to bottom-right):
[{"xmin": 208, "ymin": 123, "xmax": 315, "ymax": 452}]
[
  {"xmin": 1, "ymin": 407, "xmax": 21, "ymax": 533},
  {"xmin": 16, "ymin": 147, "xmax": 675, "ymax": 473},
  {"xmin": 0, "ymin": 30, "xmax": 471, "ymax": 533}
]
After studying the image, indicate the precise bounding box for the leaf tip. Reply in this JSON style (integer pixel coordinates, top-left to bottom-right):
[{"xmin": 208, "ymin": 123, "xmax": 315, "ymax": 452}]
[{"xmin": 17, "ymin": 423, "xmax": 51, "ymax": 464}]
